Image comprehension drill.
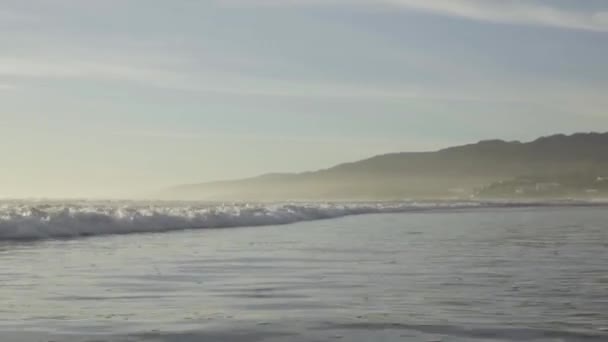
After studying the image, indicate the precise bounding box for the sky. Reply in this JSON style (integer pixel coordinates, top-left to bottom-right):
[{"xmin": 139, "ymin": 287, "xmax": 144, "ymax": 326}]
[{"xmin": 1, "ymin": 0, "xmax": 607, "ymax": 198}]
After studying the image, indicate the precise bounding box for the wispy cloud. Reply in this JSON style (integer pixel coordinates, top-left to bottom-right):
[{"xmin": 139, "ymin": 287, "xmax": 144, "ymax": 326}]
[
  {"xmin": 1, "ymin": 56, "xmax": 604, "ymax": 113},
  {"xmin": 0, "ymin": 57, "xmax": 179, "ymax": 84},
  {"xmin": 0, "ymin": 84, "xmax": 17, "ymax": 91},
  {"xmin": 0, "ymin": 56, "xmax": 484, "ymax": 102},
  {"xmin": 385, "ymin": 0, "xmax": 608, "ymax": 32},
  {"xmin": 224, "ymin": 0, "xmax": 608, "ymax": 32}
]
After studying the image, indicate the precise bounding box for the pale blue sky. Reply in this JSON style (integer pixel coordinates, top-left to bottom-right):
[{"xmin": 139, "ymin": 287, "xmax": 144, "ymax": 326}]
[{"xmin": 1, "ymin": 0, "xmax": 607, "ymax": 197}]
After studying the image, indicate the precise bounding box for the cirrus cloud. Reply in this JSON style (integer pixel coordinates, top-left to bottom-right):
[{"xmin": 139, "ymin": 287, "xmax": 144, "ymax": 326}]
[{"xmin": 221, "ymin": 0, "xmax": 608, "ymax": 32}]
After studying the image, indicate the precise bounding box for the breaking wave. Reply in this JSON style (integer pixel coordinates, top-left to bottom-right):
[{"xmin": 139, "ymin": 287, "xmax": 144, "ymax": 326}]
[{"xmin": 0, "ymin": 200, "xmax": 600, "ymax": 241}]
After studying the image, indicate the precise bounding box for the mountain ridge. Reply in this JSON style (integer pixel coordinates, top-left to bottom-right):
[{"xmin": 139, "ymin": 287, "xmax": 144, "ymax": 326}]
[{"xmin": 163, "ymin": 132, "xmax": 608, "ymax": 200}]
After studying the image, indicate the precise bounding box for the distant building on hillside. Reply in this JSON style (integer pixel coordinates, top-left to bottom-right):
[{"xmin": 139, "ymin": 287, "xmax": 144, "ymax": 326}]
[
  {"xmin": 535, "ymin": 182, "xmax": 560, "ymax": 192},
  {"xmin": 448, "ymin": 188, "xmax": 467, "ymax": 195},
  {"xmin": 515, "ymin": 186, "xmax": 534, "ymax": 195}
]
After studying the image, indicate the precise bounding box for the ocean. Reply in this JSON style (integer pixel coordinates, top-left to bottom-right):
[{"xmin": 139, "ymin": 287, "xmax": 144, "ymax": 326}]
[{"xmin": 1, "ymin": 202, "xmax": 607, "ymax": 341}]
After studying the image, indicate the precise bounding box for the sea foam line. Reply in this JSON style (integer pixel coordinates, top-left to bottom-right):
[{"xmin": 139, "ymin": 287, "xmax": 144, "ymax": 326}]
[{"xmin": 0, "ymin": 200, "xmax": 599, "ymax": 241}]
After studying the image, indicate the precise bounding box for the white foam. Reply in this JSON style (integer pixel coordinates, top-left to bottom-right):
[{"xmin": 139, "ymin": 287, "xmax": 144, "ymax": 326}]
[{"xmin": 0, "ymin": 199, "xmax": 596, "ymax": 241}]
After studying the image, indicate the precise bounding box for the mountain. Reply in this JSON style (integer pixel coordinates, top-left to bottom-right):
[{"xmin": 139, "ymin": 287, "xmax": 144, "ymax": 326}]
[{"xmin": 163, "ymin": 132, "xmax": 608, "ymax": 200}]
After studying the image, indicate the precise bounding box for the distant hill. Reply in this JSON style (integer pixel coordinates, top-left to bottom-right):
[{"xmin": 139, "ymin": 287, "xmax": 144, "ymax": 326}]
[{"xmin": 162, "ymin": 132, "xmax": 608, "ymax": 200}]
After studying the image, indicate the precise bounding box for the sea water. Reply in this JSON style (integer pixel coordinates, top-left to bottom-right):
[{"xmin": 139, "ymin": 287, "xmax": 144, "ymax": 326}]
[{"xmin": 0, "ymin": 203, "xmax": 607, "ymax": 341}]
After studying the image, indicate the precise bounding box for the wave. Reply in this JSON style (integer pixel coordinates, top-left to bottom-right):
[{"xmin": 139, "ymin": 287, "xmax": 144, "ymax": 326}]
[{"xmin": 0, "ymin": 200, "xmax": 601, "ymax": 241}]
